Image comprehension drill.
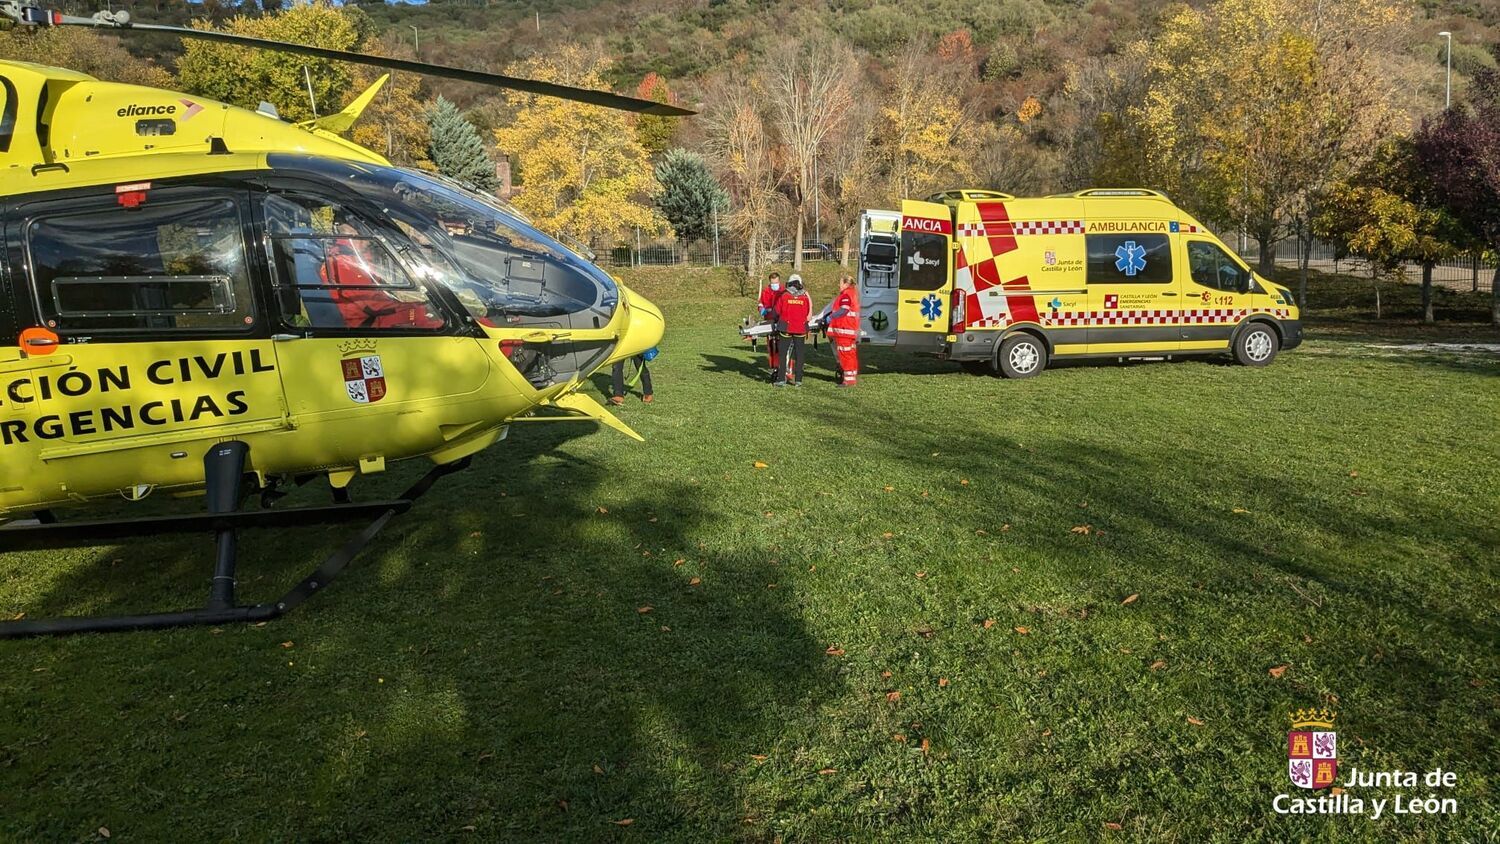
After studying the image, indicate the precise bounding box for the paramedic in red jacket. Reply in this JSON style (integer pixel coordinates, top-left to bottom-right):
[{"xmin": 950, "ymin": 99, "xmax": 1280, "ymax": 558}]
[
  {"xmin": 774, "ymin": 276, "xmax": 813, "ymax": 387},
  {"xmin": 758, "ymin": 271, "xmax": 785, "ymax": 378},
  {"xmin": 323, "ymin": 236, "xmax": 442, "ymax": 329},
  {"xmin": 827, "ymin": 274, "xmax": 860, "ymax": 387}
]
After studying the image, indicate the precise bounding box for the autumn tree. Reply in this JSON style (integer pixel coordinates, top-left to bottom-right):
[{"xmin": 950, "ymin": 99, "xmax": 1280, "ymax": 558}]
[
  {"xmin": 1128, "ymin": 0, "xmax": 1414, "ymax": 275},
  {"xmin": 822, "ymin": 91, "xmax": 881, "ymax": 266},
  {"xmin": 348, "ymin": 36, "xmax": 432, "ymax": 170},
  {"xmin": 871, "ymin": 42, "xmax": 979, "ymax": 202},
  {"xmin": 1315, "ymin": 140, "xmax": 1468, "ymax": 320},
  {"xmin": 653, "ymin": 148, "xmax": 727, "ymax": 245},
  {"xmin": 703, "ymin": 75, "xmax": 781, "ymax": 286},
  {"xmin": 1415, "ymin": 65, "xmax": 1500, "ymax": 326},
  {"xmin": 494, "ymin": 48, "xmax": 667, "ymax": 245},
  {"xmin": 635, "ymin": 73, "xmax": 677, "ymax": 160},
  {"xmin": 768, "ymin": 40, "xmax": 857, "ymax": 271},
  {"xmin": 0, "ymin": 29, "xmax": 172, "ymax": 88},
  {"xmin": 178, "ymin": 1, "xmax": 358, "ymax": 123},
  {"xmin": 427, "ymin": 95, "xmax": 497, "ymax": 190}
]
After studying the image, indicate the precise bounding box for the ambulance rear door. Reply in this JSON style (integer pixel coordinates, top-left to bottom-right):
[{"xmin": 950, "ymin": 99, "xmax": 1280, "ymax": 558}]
[
  {"xmin": 856, "ymin": 209, "xmax": 900, "ymax": 346},
  {"xmin": 895, "ymin": 199, "xmax": 954, "ymax": 349}
]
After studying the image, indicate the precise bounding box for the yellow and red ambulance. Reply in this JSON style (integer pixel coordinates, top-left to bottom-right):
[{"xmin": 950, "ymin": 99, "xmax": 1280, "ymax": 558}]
[{"xmin": 854, "ymin": 189, "xmax": 1302, "ymax": 377}]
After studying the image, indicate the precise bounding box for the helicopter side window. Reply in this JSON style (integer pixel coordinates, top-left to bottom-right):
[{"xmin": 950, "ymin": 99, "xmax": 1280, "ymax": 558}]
[
  {"xmin": 27, "ymin": 196, "xmax": 255, "ymax": 334},
  {"xmin": 263, "ymin": 194, "xmax": 445, "ymax": 332}
]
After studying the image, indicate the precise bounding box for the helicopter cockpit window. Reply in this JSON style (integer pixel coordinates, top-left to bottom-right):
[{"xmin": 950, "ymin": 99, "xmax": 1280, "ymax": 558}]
[
  {"xmin": 27, "ymin": 196, "xmax": 255, "ymax": 333},
  {"xmin": 263, "ymin": 194, "xmax": 445, "ymax": 332},
  {"xmin": 263, "ymin": 156, "xmax": 620, "ymax": 333}
]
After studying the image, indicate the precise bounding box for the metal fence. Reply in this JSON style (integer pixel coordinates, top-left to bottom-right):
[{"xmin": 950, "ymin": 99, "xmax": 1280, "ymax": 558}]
[
  {"xmin": 1227, "ymin": 234, "xmax": 1495, "ymax": 294},
  {"xmin": 599, "ymin": 234, "xmax": 1496, "ymax": 295}
]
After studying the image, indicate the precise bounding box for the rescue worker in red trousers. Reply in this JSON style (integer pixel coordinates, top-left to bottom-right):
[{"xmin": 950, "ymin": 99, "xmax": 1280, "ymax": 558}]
[
  {"xmin": 773, "ymin": 275, "xmax": 813, "ymax": 387},
  {"xmin": 758, "ymin": 271, "xmax": 785, "ymax": 380},
  {"xmin": 826, "ymin": 274, "xmax": 860, "ymax": 387}
]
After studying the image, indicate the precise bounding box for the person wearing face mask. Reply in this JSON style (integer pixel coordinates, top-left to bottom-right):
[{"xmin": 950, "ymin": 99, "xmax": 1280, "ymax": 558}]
[{"xmin": 758, "ymin": 271, "xmax": 785, "ymax": 380}]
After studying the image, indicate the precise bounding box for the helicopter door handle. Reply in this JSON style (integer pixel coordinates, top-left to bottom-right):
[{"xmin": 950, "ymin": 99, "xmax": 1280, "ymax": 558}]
[{"xmin": 272, "ymin": 333, "xmax": 302, "ymax": 341}]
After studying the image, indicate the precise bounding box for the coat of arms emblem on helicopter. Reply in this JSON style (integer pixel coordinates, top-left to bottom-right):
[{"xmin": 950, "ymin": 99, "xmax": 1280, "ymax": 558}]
[{"xmin": 339, "ymin": 340, "xmax": 386, "ymax": 404}]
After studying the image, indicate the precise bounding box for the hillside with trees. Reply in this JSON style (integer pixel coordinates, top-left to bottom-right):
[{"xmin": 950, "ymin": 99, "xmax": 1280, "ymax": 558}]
[{"xmin": 2, "ymin": 0, "xmax": 1496, "ymax": 316}]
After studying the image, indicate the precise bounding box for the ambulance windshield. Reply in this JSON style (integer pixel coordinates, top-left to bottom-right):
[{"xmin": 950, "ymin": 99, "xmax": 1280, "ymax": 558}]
[{"xmin": 266, "ymin": 155, "xmax": 619, "ymax": 328}]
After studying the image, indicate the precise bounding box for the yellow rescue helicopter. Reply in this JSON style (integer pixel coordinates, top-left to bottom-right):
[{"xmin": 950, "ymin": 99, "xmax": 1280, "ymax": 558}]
[{"xmin": 0, "ymin": 2, "xmax": 687, "ymax": 636}]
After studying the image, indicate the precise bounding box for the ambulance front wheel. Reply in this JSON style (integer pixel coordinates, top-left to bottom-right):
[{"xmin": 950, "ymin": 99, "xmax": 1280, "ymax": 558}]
[
  {"xmin": 1233, "ymin": 323, "xmax": 1280, "ymax": 367},
  {"xmin": 998, "ymin": 333, "xmax": 1048, "ymax": 379}
]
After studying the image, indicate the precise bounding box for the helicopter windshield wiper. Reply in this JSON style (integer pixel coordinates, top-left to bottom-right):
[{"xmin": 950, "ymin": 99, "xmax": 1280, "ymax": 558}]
[{"xmin": 0, "ymin": 3, "xmax": 695, "ymax": 117}]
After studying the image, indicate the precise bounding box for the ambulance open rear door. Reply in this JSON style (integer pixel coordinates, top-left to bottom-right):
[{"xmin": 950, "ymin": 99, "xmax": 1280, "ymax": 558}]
[
  {"xmin": 856, "ymin": 209, "xmax": 901, "ymax": 345},
  {"xmin": 894, "ymin": 199, "xmax": 955, "ymax": 349}
]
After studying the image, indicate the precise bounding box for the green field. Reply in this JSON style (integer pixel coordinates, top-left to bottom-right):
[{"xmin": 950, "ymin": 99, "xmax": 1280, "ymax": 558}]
[{"xmin": 1, "ymin": 267, "xmax": 1496, "ymax": 841}]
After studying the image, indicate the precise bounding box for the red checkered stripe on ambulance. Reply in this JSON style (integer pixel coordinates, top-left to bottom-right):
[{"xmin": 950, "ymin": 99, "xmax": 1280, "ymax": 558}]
[{"xmin": 968, "ymin": 308, "xmax": 1292, "ymax": 330}]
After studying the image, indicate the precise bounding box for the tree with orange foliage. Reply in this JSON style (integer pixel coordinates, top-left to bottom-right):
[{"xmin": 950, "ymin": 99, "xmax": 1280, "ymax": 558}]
[{"xmin": 636, "ymin": 73, "xmax": 676, "ymax": 160}]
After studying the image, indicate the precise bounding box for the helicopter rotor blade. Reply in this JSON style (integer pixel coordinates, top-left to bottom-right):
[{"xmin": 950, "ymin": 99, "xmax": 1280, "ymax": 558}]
[{"xmin": 9, "ymin": 6, "xmax": 694, "ymax": 116}]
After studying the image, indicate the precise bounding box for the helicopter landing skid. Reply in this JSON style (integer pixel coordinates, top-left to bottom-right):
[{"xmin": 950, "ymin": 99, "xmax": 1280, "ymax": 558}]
[{"xmin": 0, "ymin": 443, "xmax": 470, "ymax": 638}]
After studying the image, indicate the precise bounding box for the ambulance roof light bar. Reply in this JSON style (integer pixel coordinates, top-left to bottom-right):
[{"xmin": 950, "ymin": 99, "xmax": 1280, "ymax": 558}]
[{"xmin": 1065, "ymin": 188, "xmax": 1171, "ymax": 200}]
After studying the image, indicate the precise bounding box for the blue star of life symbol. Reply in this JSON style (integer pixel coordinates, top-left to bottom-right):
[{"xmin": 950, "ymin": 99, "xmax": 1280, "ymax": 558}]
[
  {"xmin": 920, "ymin": 294, "xmax": 943, "ymax": 321},
  {"xmin": 1115, "ymin": 240, "xmax": 1147, "ymax": 277},
  {"xmin": 1049, "ymin": 297, "xmax": 1062, "ymax": 310}
]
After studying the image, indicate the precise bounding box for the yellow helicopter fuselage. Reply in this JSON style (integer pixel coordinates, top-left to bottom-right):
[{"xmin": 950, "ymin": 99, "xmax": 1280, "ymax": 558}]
[{"xmin": 0, "ymin": 61, "xmax": 663, "ymax": 518}]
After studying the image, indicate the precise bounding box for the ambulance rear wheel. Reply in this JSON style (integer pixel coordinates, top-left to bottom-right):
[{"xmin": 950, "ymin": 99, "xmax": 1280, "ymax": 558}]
[
  {"xmin": 998, "ymin": 333, "xmax": 1048, "ymax": 379},
  {"xmin": 1234, "ymin": 323, "xmax": 1279, "ymax": 367}
]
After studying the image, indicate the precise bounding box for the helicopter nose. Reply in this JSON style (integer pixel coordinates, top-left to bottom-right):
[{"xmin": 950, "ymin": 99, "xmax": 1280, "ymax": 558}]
[{"xmin": 611, "ymin": 285, "xmax": 664, "ymax": 361}]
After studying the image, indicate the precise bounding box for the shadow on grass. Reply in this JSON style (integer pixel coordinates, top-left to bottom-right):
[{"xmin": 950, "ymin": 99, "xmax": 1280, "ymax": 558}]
[{"xmin": 0, "ymin": 421, "xmax": 830, "ymax": 839}]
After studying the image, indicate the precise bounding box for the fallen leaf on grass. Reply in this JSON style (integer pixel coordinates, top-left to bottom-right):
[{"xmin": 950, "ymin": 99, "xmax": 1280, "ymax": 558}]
[
  {"xmin": 1303, "ymin": 633, "xmax": 1313, "ymax": 644},
  {"xmin": 1349, "ymin": 470, "xmax": 1359, "ymax": 478},
  {"xmin": 938, "ymin": 677, "xmax": 950, "ymax": 687},
  {"xmin": 660, "ymin": 626, "xmax": 671, "ymax": 632},
  {"xmin": 960, "ymin": 479, "xmax": 970, "ymax": 486},
  {"xmin": 611, "ymin": 819, "xmax": 634, "ymax": 826},
  {"xmin": 688, "ymin": 577, "xmax": 702, "ymax": 587},
  {"xmin": 1121, "ymin": 594, "xmax": 1139, "ymax": 605},
  {"xmin": 982, "ymin": 619, "xmax": 996, "ymax": 629},
  {"xmin": 1070, "ymin": 524, "xmax": 1092, "ymax": 535},
  {"xmin": 883, "ymin": 485, "xmax": 894, "ymax": 492},
  {"xmin": 1042, "ymin": 729, "xmax": 1052, "ymax": 737},
  {"xmin": 637, "ymin": 606, "xmax": 653, "ymax": 614},
  {"xmin": 98, "ymin": 828, "xmax": 110, "ymax": 839},
  {"xmin": 1268, "ymin": 665, "xmax": 1289, "ymax": 678},
  {"xmin": 1105, "ymin": 822, "xmax": 1122, "ymax": 831},
  {"xmin": 886, "ymin": 691, "xmax": 902, "ymax": 703},
  {"xmin": 975, "ymin": 529, "xmax": 988, "ymax": 536},
  {"xmin": 1232, "ymin": 507, "xmax": 1250, "ymax": 514},
  {"xmin": 915, "ymin": 571, "xmax": 928, "ymax": 579},
  {"xmin": 1187, "ymin": 716, "xmax": 1205, "ymax": 726},
  {"xmin": 818, "ymin": 768, "xmax": 837, "ymax": 775},
  {"xmin": 752, "ymin": 461, "xmax": 769, "ymax": 469},
  {"xmin": 1471, "ymin": 678, "xmax": 1486, "ymax": 688},
  {"xmin": 881, "ymin": 532, "xmax": 894, "ymax": 539},
  {"xmin": 920, "ymin": 737, "xmax": 932, "ymax": 755},
  {"xmin": 1149, "ymin": 660, "xmax": 1167, "ymax": 671},
  {"xmin": 673, "ymin": 558, "xmax": 685, "ymax": 566},
  {"xmin": 1350, "ymin": 488, "xmax": 1367, "ymax": 497},
  {"xmin": 750, "ymin": 754, "xmax": 768, "ymax": 762},
  {"xmin": 596, "ymin": 507, "xmax": 608, "ymax": 514},
  {"xmin": 1011, "ymin": 567, "xmax": 1020, "ymax": 573},
  {"xmin": 892, "ymin": 734, "xmax": 906, "ymax": 743},
  {"xmin": 280, "ymin": 641, "xmax": 294, "ymax": 649},
  {"xmin": 1014, "ymin": 626, "xmax": 1030, "ymax": 635},
  {"xmin": 558, "ymin": 800, "xmax": 569, "ymax": 811},
  {"xmin": 825, "ymin": 646, "xmax": 846, "ymax": 657},
  {"xmin": 881, "ymin": 670, "xmax": 893, "ymax": 679},
  {"xmin": 593, "ymin": 764, "xmax": 604, "ymax": 775}
]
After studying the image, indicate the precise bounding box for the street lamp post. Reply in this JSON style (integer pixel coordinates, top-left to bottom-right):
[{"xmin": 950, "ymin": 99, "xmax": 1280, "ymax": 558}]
[
  {"xmin": 1439, "ymin": 31, "xmax": 1452, "ymax": 109},
  {"xmin": 411, "ymin": 25, "xmax": 420, "ymax": 60}
]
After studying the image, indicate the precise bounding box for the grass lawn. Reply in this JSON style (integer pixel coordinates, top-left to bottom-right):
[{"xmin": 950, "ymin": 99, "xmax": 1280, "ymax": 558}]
[{"xmin": 1, "ymin": 266, "xmax": 1496, "ymax": 841}]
